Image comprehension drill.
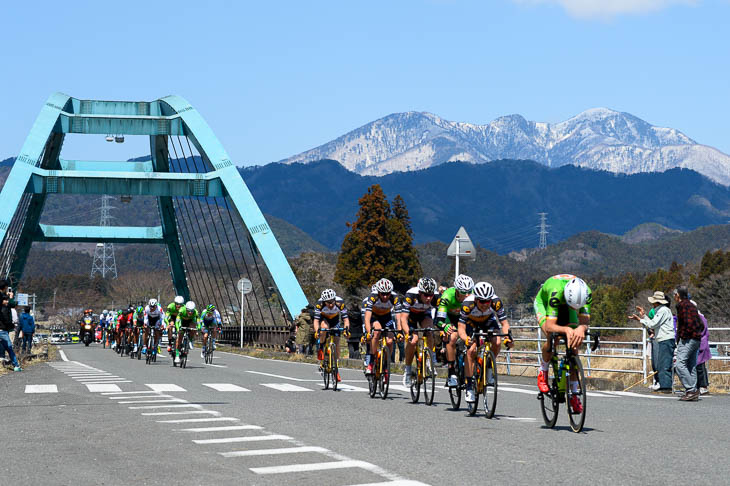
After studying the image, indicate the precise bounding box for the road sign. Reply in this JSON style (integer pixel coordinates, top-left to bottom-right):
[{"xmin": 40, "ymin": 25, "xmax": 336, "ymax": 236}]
[
  {"xmin": 17, "ymin": 293, "xmax": 28, "ymax": 306},
  {"xmin": 237, "ymin": 278, "xmax": 253, "ymax": 295},
  {"xmin": 447, "ymin": 226, "xmax": 476, "ymax": 260}
]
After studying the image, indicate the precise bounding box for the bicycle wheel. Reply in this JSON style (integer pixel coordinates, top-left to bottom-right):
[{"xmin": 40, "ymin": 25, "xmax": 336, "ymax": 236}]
[
  {"xmin": 539, "ymin": 361, "xmax": 559, "ymax": 428},
  {"xmin": 482, "ymin": 350, "xmax": 498, "ymax": 419},
  {"xmin": 467, "ymin": 353, "xmax": 481, "ymax": 416},
  {"xmin": 378, "ymin": 346, "xmax": 390, "ymax": 399},
  {"xmin": 450, "ymin": 353, "xmax": 463, "ymax": 410},
  {"xmin": 208, "ymin": 338, "xmax": 214, "ymax": 365},
  {"xmin": 410, "ymin": 353, "xmax": 421, "ymax": 403},
  {"xmin": 566, "ymin": 356, "xmax": 587, "ymax": 433},
  {"xmin": 137, "ymin": 334, "xmax": 142, "ymax": 360},
  {"xmin": 423, "ymin": 348, "xmax": 435, "ymax": 406},
  {"xmin": 330, "ymin": 342, "xmax": 338, "ymax": 392},
  {"xmin": 368, "ymin": 373, "xmax": 376, "ymax": 398}
]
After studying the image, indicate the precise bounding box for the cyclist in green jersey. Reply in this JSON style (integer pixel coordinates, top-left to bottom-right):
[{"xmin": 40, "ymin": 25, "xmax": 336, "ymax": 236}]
[
  {"xmin": 534, "ymin": 274, "xmax": 591, "ymax": 413},
  {"xmin": 434, "ymin": 274, "xmax": 474, "ymax": 387},
  {"xmin": 174, "ymin": 301, "xmax": 199, "ymax": 364},
  {"xmin": 165, "ymin": 296, "xmax": 184, "ymax": 352}
]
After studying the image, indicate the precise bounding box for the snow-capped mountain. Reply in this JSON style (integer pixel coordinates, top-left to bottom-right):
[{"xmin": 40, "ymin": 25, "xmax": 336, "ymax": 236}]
[{"xmin": 279, "ymin": 108, "xmax": 730, "ymax": 185}]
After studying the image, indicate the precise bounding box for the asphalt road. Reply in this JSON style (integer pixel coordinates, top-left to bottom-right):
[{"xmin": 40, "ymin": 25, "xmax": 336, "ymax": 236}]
[{"xmin": 3, "ymin": 343, "xmax": 729, "ymax": 485}]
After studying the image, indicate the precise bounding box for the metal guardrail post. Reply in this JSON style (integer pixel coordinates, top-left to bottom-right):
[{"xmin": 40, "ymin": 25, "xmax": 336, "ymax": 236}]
[
  {"xmin": 506, "ymin": 348, "xmax": 511, "ymax": 375},
  {"xmin": 536, "ymin": 326, "xmax": 542, "ymax": 369},
  {"xmin": 585, "ymin": 332, "xmax": 592, "ymax": 377},
  {"xmin": 641, "ymin": 326, "xmax": 647, "ymax": 382}
]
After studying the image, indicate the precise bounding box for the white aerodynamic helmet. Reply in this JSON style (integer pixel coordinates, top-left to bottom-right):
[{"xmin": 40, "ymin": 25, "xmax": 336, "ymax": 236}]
[
  {"xmin": 473, "ymin": 282, "xmax": 495, "ymax": 301},
  {"xmin": 374, "ymin": 278, "xmax": 394, "ymax": 293},
  {"xmin": 454, "ymin": 274, "xmax": 474, "ymax": 294},
  {"xmin": 174, "ymin": 295, "xmax": 184, "ymax": 305},
  {"xmin": 564, "ymin": 277, "xmax": 589, "ymax": 309},
  {"xmin": 102, "ymin": 309, "xmax": 108, "ymax": 315},
  {"xmin": 320, "ymin": 289, "xmax": 336, "ymax": 301},
  {"xmin": 417, "ymin": 277, "xmax": 437, "ymax": 294},
  {"xmin": 185, "ymin": 301, "xmax": 196, "ymax": 311},
  {"xmin": 148, "ymin": 298, "xmax": 157, "ymax": 307}
]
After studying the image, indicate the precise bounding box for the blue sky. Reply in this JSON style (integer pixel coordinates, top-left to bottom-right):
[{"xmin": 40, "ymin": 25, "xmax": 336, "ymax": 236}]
[{"xmin": 1, "ymin": 0, "xmax": 728, "ymax": 166}]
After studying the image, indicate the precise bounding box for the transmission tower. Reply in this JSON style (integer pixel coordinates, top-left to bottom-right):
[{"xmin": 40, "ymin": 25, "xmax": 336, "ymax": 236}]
[
  {"xmin": 537, "ymin": 212, "xmax": 549, "ymax": 249},
  {"xmin": 90, "ymin": 195, "xmax": 118, "ymax": 278}
]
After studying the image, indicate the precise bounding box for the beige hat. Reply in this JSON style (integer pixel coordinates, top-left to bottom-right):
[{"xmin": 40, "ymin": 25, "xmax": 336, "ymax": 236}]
[{"xmin": 648, "ymin": 291, "xmax": 668, "ymax": 304}]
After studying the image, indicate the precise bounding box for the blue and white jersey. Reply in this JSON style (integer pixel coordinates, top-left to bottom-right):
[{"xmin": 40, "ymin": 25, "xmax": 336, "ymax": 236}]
[{"xmin": 200, "ymin": 309, "xmax": 222, "ymax": 327}]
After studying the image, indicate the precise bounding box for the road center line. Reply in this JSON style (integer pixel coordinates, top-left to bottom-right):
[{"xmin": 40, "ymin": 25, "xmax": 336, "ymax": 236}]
[
  {"xmin": 220, "ymin": 446, "xmax": 328, "ymax": 457},
  {"xmin": 250, "ymin": 460, "xmax": 378, "ymax": 475},
  {"xmin": 156, "ymin": 417, "xmax": 239, "ymax": 423},
  {"xmin": 193, "ymin": 435, "xmax": 292, "ymax": 444},
  {"xmin": 177, "ymin": 425, "xmax": 262, "ymax": 433}
]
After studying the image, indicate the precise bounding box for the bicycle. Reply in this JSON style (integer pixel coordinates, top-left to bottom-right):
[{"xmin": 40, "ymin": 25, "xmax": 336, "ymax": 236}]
[
  {"xmin": 319, "ymin": 326, "xmax": 347, "ymax": 391},
  {"xmin": 538, "ymin": 334, "xmax": 590, "ymax": 433},
  {"xmin": 448, "ymin": 340, "xmax": 467, "ymax": 410},
  {"xmin": 467, "ymin": 330, "xmax": 509, "ymax": 418},
  {"xmin": 145, "ymin": 328, "xmax": 157, "ymax": 365},
  {"xmin": 117, "ymin": 330, "xmax": 127, "ymax": 356},
  {"xmin": 203, "ymin": 326, "xmax": 219, "ymax": 365},
  {"xmin": 132, "ymin": 327, "xmax": 143, "ymax": 360},
  {"xmin": 175, "ymin": 327, "xmax": 193, "ymax": 369},
  {"xmin": 408, "ymin": 328, "xmax": 438, "ymax": 405},
  {"xmin": 367, "ymin": 328, "xmax": 402, "ymax": 399}
]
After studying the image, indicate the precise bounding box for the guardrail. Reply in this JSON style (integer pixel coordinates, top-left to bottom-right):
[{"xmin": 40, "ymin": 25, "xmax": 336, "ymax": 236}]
[
  {"xmin": 499, "ymin": 324, "xmax": 730, "ymax": 379},
  {"xmin": 218, "ymin": 325, "xmax": 291, "ymax": 350}
]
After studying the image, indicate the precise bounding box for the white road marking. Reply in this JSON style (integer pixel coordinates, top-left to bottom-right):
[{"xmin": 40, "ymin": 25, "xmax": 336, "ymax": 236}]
[
  {"xmin": 128, "ymin": 404, "xmax": 199, "ymax": 410},
  {"xmin": 156, "ymin": 417, "xmax": 239, "ymax": 424},
  {"xmin": 203, "ymin": 363, "xmax": 227, "ymax": 368},
  {"xmin": 261, "ymin": 383, "xmax": 313, "ymax": 392},
  {"xmin": 141, "ymin": 410, "xmax": 220, "ymax": 416},
  {"xmin": 499, "ymin": 386, "xmax": 538, "ymax": 395},
  {"xmin": 220, "ymin": 446, "xmax": 328, "ymax": 457},
  {"xmin": 345, "ymin": 481, "xmax": 431, "ymax": 486},
  {"xmin": 146, "ymin": 384, "xmax": 187, "ymax": 392},
  {"xmin": 108, "ymin": 394, "xmax": 172, "ymax": 400},
  {"xmin": 59, "ymin": 350, "xmax": 68, "ymax": 361},
  {"xmin": 246, "ymin": 370, "xmax": 315, "ymax": 382},
  {"xmin": 85, "ymin": 384, "xmax": 122, "ymax": 392},
  {"xmin": 101, "ymin": 391, "xmax": 162, "ymax": 395},
  {"xmin": 193, "ymin": 434, "xmax": 292, "ymax": 444},
  {"xmin": 502, "ymin": 417, "xmax": 537, "ymax": 421},
  {"xmin": 336, "ymin": 384, "xmax": 369, "ymax": 392},
  {"xmin": 599, "ymin": 391, "xmax": 675, "ymax": 400},
  {"xmin": 25, "ymin": 385, "xmax": 58, "ymax": 393},
  {"xmin": 202, "ymin": 383, "xmax": 250, "ymax": 392},
  {"xmin": 80, "ymin": 380, "xmax": 133, "ymax": 384},
  {"xmin": 250, "ymin": 460, "xmax": 378, "ymax": 475},
  {"xmin": 177, "ymin": 425, "xmax": 263, "ymax": 433},
  {"xmin": 118, "ymin": 399, "xmax": 188, "ymax": 404},
  {"xmin": 587, "ymin": 391, "xmax": 618, "ymax": 398}
]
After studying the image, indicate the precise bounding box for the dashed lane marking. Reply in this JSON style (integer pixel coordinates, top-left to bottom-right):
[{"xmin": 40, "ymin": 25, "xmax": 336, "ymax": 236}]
[
  {"xmin": 101, "ymin": 391, "xmax": 162, "ymax": 395},
  {"xmin": 250, "ymin": 460, "xmax": 382, "ymax": 475},
  {"xmin": 25, "ymin": 385, "xmax": 58, "ymax": 393},
  {"xmin": 202, "ymin": 383, "xmax": 250, "ymax": 392},
  {"xmin": 245, "ymin": 370, "xmax": 318, "ymax": 381},
  {"xmin": 193, "ymin": 435, "xmax": 292, "ymax": 444},
  {"xmin": 141, "ymin": 410, "xmax": 220, "ymax": 416},
  {"xmin": 118, "ymin": 398, "xmax": 188, "ymax": 404},
  {"xmin": 86, "ymin": 384, "xmax": 122, "ymax": 392},
  {"xmin": 345, "ymin": 481, "xmax": 431, "ymax": 486},
  {"xmin": 336, "ymin": 384, "xmax": 369, "ymax": 392},
  {"xmin": 128, "ymin": 404, "xmax": 200, "ymax": 410},
  {"xmin": 156, "ymin": 417, "xmax": 240, "ymax": 424},
  {"xmin": 108, "ymin": 394, "xmax": 172, "ymax": 400},
  {"xmin": 146, "ymin": 384, "xmax": 187, "ymax": 392},
  {"xmin": 220, "ymin": 446, "xmax": 329, "ymax": 457},
  {"xmin": 177, "ymin": 425, "xmax": 262, "ymax": 433},
  {"xmin": 261, "ymin": 383, "xmax": 313, "ymax": 392}
]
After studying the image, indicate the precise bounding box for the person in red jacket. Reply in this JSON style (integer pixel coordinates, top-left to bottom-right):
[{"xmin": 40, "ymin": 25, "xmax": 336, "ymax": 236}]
[{"xmin": 673, "ymin": 286, "xmax": 703, "ymax": 402}]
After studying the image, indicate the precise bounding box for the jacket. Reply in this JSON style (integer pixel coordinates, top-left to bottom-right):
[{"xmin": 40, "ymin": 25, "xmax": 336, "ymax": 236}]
[
  {"xmin": 640, "ymin": 305, "xmax": 675, "ymax": 342},
  {"xmin": 0, "ymin": 292, "xmax": 16, "ymax": 332},
  {"xmin": 19, "ymin": 312, "xmax": 35, "ymax": 335},
  {"xmin": 697, "ymin": 312, "xmax": 711, "ymax": 365}
]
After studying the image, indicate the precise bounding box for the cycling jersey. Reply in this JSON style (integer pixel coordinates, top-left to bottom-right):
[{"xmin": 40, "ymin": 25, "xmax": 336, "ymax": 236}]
[
  {"xmin": 364, "ymin": 291, "xmax": 399, "ymax": 326},
  {"xmin": 314, "ymin": 297, "xmax": 349, "ymax": 326},
  {"xmin": 117, "ymin": 313, "xmax": 132, "ymax": 329},
  {"xmin": 200, "ymin": 309, "xmax": 221, "ymax": 330},
  {"xmin": 435, "ymin": 287, "xmax": 466, "ymax": 328},
  {"xmin": 145, "ymin": 305, "xmax": 165, "ymax": 328},
  {"xmin": 398, "ymin": 287, "xmax": 437, "ymax": 324},
  {"xmin": 175, "ymin": 308, "xmax": 199, "ymax": 330},
  {"xmin": 458, "ymin": 295, "xmax": 505, "ymax": 331},
  {"xmin": 534, "ymin": 274, "xmax": 592, "ymax": 328},
  {"xmin": 133, "ymin": 310, "xmax": 145, "ymax": 328},
  {"xmin": 166, "ymin": 302, "xmax": 182, "ymax": 324}
]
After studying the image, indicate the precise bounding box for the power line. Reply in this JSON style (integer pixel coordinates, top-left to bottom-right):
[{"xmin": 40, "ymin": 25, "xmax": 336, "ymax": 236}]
[{"xmin": 537, "ymin": 212, "xmax": 549, "ymax": 250}]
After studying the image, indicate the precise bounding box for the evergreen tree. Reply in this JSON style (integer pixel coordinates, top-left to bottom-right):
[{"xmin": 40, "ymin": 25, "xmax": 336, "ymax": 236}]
[
  {"xmin": 335, "ymin": 185, "xmax": 392, "ymax": 292},
  {"xmin": 391, "ymin": 195, "xmax": 413, "ymax": 237},
  {"xmin": 384, "ymin": 216, "xmax": 422, "ymax": 293}
]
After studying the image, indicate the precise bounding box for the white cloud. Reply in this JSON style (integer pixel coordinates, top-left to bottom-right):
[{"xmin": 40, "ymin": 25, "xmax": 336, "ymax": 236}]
[{"xmin": 511, "ymin": 0, "xmax": 698, "ymax": 19}]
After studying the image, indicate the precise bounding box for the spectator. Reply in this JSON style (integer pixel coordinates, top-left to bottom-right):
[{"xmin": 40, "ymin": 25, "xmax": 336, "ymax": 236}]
[
  {"xmin": 672, "ymin": 286, "xmax": 703, "ymax": 401},
  {"xmin": 630, "ymin": 291, "xmax": 675, "ymax": 392},
  {"xmin": 284, "ymin": 334, "xmax": 296, "ymax": 354},
  {"xmin": 11, "ymin": 306, "xmax": 19, "ymax": 351},
  {"xmin": 20, "ymin": 306, "xmax": 35, "ymax": 354},
  {"xmin": 294, "ymin": 306, "xmax": 314, "ymax": 355},
  {"xmin": 0, "ymin": 280, "xmax": 20, "ymax": 371},
  {"xmin": 691, "ymin": 300, "xmax": 711, "ymax": 395}
]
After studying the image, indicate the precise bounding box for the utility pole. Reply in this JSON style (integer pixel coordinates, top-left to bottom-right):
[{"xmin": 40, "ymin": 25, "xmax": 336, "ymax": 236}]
[
  {"xmin": 91, "ymin": 195, "xmax": 118, "ymax": 278},
  {"xmin": 53, "ymin": 288, "xmax": 57, "ymax": 310},
  {"xmin": 537, "ymin": 212, "xmax": 549, "ymax": 250}
]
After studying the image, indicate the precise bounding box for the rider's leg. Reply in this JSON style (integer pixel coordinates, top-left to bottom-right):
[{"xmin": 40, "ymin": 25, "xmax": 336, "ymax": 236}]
[
  {"xmin": 405, "ymin": 332, "xmax": 418, "ymax": 366},
  {"xmin": 446, "ymin": 329, "xmax": 458, "ymax": 384},
  {"xmin": 490, "ymin": 336, "xmax": 502, "ymax": 358}
]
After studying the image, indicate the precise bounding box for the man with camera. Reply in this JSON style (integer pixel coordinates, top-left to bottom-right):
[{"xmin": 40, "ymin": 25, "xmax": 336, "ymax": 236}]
[{"xmin": 0, "ymin": 280, "xmax": 21, "ymax": 371}]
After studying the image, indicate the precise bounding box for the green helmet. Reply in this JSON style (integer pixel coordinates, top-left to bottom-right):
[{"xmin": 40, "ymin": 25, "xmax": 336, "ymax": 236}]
[
  {"xmin": 206, "ymin": 304, "xmax": 216, "ymax": 312},
  {"xmin": 136, "ymin": 306, "xmax": 144, "ymax": 314}
]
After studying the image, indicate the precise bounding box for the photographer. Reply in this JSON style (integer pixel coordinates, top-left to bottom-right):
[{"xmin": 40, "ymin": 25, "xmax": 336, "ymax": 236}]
[{"xmin": 0, "ymin": 280, "xmax": 21, "ymax": 371}]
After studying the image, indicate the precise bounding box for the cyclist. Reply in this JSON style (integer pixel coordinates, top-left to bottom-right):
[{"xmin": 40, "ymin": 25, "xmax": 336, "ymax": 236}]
[
  {"xmin": 132, "ymin": 306, "xmax": 145, "ymax": 354},
  {"xmin": 399, "ymin": 277, "xmax": 438, "ymax": 387},
  {"xmin": 143, "ymin": 299, "xmax": 165, "ymax": 356},
  {"xmin": 199, "ymin": 304, "xmax": 222, "ymax": 360},
  {"xmin": 117, "ymin": 307, "xmax": 133, "ymax": 351},
  {"xmin": 458, "ymin": 282, "xmax": 513, "ymax": 403},
  {"xmin": 363, "ymin": 278, "xmax": 400, "ymax": 375},
  {"xmin": 165, "ymin": 296, "xmax": 184, "ymax": 353},
  {"xmin": 534, "ymin": 274, "xmax": 591, "ymax": 414},
  {"xmin": 313, "ymin": 289, "xmax": 351, "ymax": 382},
  {"xmin": 174, "ymin": 301, "xmax": 199, "ymax": 365},
  {"xmin": 435, "ymin": 274, "xmax": 474, "ymax": 387}
]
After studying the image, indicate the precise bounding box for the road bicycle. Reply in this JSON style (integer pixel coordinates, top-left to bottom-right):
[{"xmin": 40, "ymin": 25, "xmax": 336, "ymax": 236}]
[
  {"xmin": 174, "ymin": 326, "xmax": 193, "ymax": 369},
  {"xmin": 537, "ymin": 334, "xmax": 588, "ymax": 433},
  {"xmin": 131, "ymin": 327, "xmax": 143, "ymax": 360},
  {"xmin": 408, "ymin": 327, "xmax": 438, "ymax": 405},
  {"xmin": 145, "ymin": 327, "xmax": 157, "ymax": 365},
  {"xmin": 117, "ymin": 330, "xmax": 128, "ymax": 356},
  {"xmin": 448, "ymin": 341, "xmax": 467, "ymax": 410},
  {"xmin": 467, "ymin": 330, "xmax": 510, "ymax": 418},
  {"xmin": 203, "ymin": 326, "xmax": 219, "ymax": 365},
  {"xmin": 319, "ymin": 326, "xmax": 347, "ymax": 391},
  {"xmin": 367, "ymin": 327, "xmax": 402, "ymax": 399}
]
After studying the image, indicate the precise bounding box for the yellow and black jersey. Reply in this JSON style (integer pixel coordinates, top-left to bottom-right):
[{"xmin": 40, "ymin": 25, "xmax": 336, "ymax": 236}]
[
  {"xmin": 314, "ymin": 297, "xmax": 349, "ymax": 322},
  {"xmin": 364, "ymin": 291, "xmax": 399, "ymax": 317},
  {"xmin": 458, "ymin": 295, "xmax": 507, "ymax": 325},
  {"xmin": 398, "ymin": 287, "xmax": 436, "ymax": 316}
]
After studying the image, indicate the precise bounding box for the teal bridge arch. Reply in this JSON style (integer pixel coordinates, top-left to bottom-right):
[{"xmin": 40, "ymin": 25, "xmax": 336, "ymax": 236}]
[{"xmin": 0, "ymin": 92, "xmax": 308, "ymax": 324}]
